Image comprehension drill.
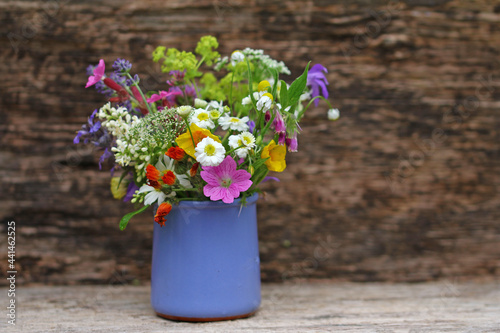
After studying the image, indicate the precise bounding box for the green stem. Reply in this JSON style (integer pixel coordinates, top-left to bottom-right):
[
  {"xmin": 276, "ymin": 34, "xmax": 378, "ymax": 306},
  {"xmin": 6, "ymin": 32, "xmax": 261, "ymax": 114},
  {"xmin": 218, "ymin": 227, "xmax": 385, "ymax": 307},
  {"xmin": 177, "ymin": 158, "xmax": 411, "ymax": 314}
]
[
  {"xmin": 229, "ymin": 72, "xmax": 235, "ymax": 114},
  {"xmin": 297, "ymin": 96, "xmax": 332, "ymax": 121},
  {"xmin": 183, "ymin": 118, "xmax": 196, "ymax": 149}
]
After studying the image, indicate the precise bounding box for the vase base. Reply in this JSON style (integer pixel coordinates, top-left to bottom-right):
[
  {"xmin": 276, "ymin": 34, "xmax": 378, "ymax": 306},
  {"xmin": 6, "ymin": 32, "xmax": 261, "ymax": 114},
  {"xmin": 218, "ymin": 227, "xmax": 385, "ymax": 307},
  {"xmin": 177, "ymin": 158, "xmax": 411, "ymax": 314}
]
[{"xmin": 155, "ymin": 310, "xmax": 257, "ymax": 322}]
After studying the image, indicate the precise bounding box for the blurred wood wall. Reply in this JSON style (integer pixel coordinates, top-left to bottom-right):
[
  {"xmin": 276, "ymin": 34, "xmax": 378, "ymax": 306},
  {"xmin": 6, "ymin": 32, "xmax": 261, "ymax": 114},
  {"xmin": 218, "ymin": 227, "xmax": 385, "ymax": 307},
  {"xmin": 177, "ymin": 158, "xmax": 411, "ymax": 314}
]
[{"xmin": 1, "ymin": 0, "xmax": 499, "ymax": 285}]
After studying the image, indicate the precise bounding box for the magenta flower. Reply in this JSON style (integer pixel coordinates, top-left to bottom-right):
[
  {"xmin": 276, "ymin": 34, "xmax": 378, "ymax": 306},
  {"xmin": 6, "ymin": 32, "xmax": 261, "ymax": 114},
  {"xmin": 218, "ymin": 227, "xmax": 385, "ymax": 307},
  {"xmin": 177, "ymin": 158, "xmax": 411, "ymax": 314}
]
[
  {"xmin": 200, "ymin": 155, "xmax": 253, "ymax": 204},
  {"xmin": 307, "ymin": 64, "xmax": 329, "ymax": 106},
  {"xmin": 147, "ymin": 90, "xmax": 179, "ymax": 103},
  {"xmin": 85, "ymin": 59, "xmax": 105, "ymax": 88}
]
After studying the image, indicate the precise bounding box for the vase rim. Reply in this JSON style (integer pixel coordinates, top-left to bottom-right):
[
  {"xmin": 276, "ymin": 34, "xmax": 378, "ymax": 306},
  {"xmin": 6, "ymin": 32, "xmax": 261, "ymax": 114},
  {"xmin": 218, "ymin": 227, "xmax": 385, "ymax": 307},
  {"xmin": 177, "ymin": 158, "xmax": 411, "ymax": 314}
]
[{"xmin": 174, "ymin": 192, "xmax": 259, "ymax": 209}]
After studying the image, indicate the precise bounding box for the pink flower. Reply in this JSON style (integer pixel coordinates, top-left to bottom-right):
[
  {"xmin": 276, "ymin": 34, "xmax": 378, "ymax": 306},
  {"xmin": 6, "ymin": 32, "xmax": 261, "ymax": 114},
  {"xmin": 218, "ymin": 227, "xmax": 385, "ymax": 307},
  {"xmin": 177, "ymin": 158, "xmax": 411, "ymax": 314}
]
[
  {"xmin": 85, "ymin": 59, "xmax": 105, "ymax": 88},
  {"xmin": 147, "ymin": 90, "xmax": 183, "ymax": 109},
  {"xmin": 200, "ymin": 155, "xmax": 253, "ymax": 204}
]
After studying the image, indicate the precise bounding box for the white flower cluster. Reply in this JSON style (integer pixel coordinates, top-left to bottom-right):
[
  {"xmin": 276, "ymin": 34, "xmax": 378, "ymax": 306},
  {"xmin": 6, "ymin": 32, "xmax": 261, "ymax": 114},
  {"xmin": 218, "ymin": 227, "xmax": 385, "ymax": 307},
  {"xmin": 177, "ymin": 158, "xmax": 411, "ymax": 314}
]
[
  {"xmin": 241, "ymin": 48, "xmax": 291, "ymax": 75},
  {"xmin": 213, "ymin": 48, "xmax": 291, "ymax": 75},
  {"xmin": 98, "ymin": 103, "xmax": 139, "ymax": 139},
  {"xmin": 97, "ymin": 103, "xmax": 140, "ymax": 166}
]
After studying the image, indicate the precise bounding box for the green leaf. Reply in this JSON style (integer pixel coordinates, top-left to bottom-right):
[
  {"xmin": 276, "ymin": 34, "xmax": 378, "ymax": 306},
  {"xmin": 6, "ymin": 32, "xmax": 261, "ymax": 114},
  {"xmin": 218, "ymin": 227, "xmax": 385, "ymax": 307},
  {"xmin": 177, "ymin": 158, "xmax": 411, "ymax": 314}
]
[
  {"xmin": 116, "ymin": 168, "xmax": 129, "ymax": 188},
  {"xmin": 119, "ymin": 205, "xmax": 150, "ymax": 231},
  {"xmin": 270, "ymin": 68, "xmax": 279, "ymax": 97},
  {"xmin": 279, "ymin": 80, "xmax": 289, "ymax": 109},
  {"xmin": 287, "ymin": 62, "xmax": 310, "ymax": 108}
]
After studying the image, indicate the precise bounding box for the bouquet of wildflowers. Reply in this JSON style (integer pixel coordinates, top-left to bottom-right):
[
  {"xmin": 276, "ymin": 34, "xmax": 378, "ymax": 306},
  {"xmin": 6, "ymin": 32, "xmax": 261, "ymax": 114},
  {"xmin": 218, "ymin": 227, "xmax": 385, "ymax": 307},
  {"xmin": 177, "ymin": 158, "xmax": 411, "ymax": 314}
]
[{"xmin": 74, "ymin": 36, "xmax": 339, "ymax": 229}]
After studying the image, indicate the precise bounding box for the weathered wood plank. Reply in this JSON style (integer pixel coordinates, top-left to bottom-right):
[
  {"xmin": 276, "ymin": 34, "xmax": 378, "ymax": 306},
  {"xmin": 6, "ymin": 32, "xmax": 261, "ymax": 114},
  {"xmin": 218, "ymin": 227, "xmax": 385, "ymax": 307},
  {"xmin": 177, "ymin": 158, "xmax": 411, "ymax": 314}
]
[
  {"xmin": 6, "ymin": 282, "xmax": 500, "ymax": 332},
  {"xmin": 0, "ymin": 0, "xmax": 499, "ymax": 284}
]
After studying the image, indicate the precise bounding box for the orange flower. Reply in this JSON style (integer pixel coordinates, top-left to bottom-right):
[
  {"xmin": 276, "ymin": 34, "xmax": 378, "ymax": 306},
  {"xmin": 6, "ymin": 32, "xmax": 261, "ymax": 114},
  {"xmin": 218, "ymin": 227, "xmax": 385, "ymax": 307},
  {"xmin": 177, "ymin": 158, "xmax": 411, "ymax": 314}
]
[
  {"xmin": 166, "ymin": 146, "xmax": 186, "ymax": 161},
  {"xmin": 162, "ymin": 170, "xmax": 176, "ymax": 186},
  {"xmin": 190, "ymin": 162, "xmax": 200, "ymax": 177},
  {"xmin": 146, "ymin": 164, "xmax": 160, "ymax": 181},
  {"xmin": 154, "ymin": 202, "xmax": 172, "ymax": 227}
]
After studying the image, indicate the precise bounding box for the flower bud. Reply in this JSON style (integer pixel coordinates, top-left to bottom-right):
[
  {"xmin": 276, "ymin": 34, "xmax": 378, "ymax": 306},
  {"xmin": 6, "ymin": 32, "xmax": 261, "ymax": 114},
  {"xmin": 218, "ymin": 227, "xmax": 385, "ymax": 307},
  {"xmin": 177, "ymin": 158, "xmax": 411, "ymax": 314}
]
[
  {"xmin": 194, "ymin": 98, "xmax": 208, "ymax": 108},
  {"xmin": 328, "ymin": 108, "xmax": 340, "ymax": 121}
]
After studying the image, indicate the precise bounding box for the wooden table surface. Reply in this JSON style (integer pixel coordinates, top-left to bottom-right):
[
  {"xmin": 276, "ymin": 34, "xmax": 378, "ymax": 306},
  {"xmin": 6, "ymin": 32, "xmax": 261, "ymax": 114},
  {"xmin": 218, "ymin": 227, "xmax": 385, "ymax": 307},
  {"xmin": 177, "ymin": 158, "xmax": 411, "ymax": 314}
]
[{"xmin": 2, "ymin": 281, "xmax": 499, "ymax": 332}]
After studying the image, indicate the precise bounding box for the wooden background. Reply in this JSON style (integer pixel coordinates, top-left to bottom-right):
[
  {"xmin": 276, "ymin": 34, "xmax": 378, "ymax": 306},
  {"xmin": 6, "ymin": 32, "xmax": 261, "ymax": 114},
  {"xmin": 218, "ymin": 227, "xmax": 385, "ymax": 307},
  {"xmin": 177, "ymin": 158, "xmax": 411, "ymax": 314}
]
[{"xmin": 1, "ymin": 0, "xmax": 499, "ymax": 285}]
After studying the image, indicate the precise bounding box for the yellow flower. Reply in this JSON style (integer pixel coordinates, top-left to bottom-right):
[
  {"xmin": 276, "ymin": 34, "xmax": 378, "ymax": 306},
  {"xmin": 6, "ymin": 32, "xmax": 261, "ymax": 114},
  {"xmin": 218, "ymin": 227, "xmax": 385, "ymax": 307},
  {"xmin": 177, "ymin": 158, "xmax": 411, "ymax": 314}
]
[
  {"xmin": 257, "ymin": 80, "xmax": 271, "ymax": 92},
  {"xmin": 110, "ymin": 177, "xmax": 129, "ymax": 200},
  {"xmin": 176, "ymin": 123, "xmax": 221, "ymax": 158},
  {"xmin": 261, "ymin": 140, "xmax": 286, "ymax": 172}
]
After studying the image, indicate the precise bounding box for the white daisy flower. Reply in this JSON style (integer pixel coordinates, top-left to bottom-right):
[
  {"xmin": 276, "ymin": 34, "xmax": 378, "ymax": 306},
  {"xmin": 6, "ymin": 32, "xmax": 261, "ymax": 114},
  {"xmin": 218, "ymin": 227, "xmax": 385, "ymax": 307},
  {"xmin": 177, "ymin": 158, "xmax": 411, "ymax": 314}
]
[
  {"xmin": 219, "ymin": 116, "xmax": 250, "ymax": 132},
  {"xmin": 242, "ymin": 92, "xmax": 262, "ymax": 105},
  {"xmin": 328, "ymin": 108, "xmax": 340, "ymax": 121},
  {"xmin": 228, "ymin": 133, "xmax": 254, "ymax": 159},
  {"xmin": 194, "ymin": 137, "xmax": 226, "ymax": 166},
  {"xmin": 137, "ymin": 184, "xmax": 172, "ymax": 206},
  {"xmin": 239, "ymin": 131, "xmax": 256, "ymax": 148},
  {"xmin": 190, "ymin": 108, "xmax": 215, "ymax": 129},
  {"xmin": 256, "ymin": 93, "xmax": 273, "ymax": 113},
  {"xmin": 207, "ymin": 100, "xmax": 223, "ymax": 111}
]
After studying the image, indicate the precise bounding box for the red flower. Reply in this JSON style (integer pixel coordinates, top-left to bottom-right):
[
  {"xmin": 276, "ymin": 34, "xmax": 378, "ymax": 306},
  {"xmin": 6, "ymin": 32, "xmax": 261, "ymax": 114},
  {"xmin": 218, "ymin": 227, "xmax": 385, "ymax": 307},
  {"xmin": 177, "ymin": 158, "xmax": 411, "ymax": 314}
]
[
  {"xmin": 190, "ymin": 162, "xmax": 200, "ymax": 177},
  {"xmin": 154, "ymin": 202, "xmax": 172, "ymax": 227},
  {"xmin": 166, "ymin": 147, "xmax": 186, "ymax": 161},
  {"xmin": 162, "ymin": 170, "xmax": 176, "ymax": 186},
  {"xmin": 104, "ymin": 78, "xmax": 130, "ymax": 103}
]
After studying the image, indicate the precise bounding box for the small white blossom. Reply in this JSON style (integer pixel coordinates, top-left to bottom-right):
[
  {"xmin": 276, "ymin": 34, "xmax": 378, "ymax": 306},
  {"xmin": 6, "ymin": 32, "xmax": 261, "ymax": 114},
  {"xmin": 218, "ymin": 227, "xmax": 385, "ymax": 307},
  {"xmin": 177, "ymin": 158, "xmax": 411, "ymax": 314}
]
[
  {"xmin": 176, "ymin": 105, "xmax": 193, "ymax": 117},
  {"xmin": 256, "ymin": 94, "xmax": 273, "ymax": 113},
  {"xmin": 328, "ymin": 108, "xmax": 340, "ymax": 121},
  {"xmin": 194, "ymin": 99, "xmax": 208, "ymax": 108},
  {"xmin": 231, "ymin": 50, "xmax": 245, "ymax": 66}
]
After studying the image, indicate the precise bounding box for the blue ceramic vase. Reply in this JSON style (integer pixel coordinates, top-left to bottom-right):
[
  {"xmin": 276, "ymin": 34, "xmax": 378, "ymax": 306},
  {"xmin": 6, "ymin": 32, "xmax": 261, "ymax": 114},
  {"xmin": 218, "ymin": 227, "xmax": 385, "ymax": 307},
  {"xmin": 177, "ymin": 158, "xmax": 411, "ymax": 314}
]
[{"xmin": 151, "ymin": 193, "xmax": 261, "ymax": 322}]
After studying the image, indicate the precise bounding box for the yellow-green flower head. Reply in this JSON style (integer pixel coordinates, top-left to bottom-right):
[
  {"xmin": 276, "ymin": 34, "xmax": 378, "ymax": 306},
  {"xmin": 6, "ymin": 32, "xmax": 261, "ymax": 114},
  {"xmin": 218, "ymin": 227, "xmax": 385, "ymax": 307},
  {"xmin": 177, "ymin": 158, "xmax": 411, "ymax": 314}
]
[
  {"xmin": 257, "ymin": 80, "xmax": 271, "ymax": 92},
  {"xmin": 209, "ymin": 109, "xmax": 222, "ymax": 120}
]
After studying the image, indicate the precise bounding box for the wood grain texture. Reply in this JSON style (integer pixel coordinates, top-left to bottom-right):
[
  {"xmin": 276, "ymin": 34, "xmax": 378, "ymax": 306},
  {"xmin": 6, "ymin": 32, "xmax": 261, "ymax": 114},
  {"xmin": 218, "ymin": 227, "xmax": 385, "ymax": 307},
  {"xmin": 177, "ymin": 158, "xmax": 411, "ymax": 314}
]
[
  {"xmin": 7, "ymin": 281, "xmax": 500, "ymax": 332},
  {"xmin": 0, "ymin": 0, "xmax": 499, "ymax": 285}
]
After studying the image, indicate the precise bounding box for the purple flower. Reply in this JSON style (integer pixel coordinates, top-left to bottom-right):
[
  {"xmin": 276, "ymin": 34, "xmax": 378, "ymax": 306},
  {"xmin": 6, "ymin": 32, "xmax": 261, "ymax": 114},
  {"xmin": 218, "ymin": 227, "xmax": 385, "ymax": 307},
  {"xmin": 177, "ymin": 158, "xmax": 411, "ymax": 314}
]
[
  {"xmin": 74, "ymin": 110, "xmax": 101, "ymax": 144},
  {"xmin": 200, "ymin": 156, "xmax": 253, "ymax": 204},
  {"xmin": 248, "ymin": 120, "xmax": 256, "ymax": 133},
  {"xmin": 184, "ymin": 84, "xmax": 197, "ymax": 99},
  {"xmin": 85, "ymin": 59, "xmax": 105, "ymax": 88},
  {"xmin": 273, "ymin": 110, "xmax": 286, "ymax": 133},
  {"xmin": 263, "ymin": 176, "xmax": 280, "ymax": 183},
  {"xmin": 126, "ymin": 74, "xmax": 140, "ymax": 86},
  {"xmin": 167, "ymin": 70, "xmax": 186, "ymax": 85},
  {"xmin": 285, "ymin": 131, "xmax": 299, "ymax": 152},
  {"xmin": 278, "ymin": 132, "xmax": 286, "ymax": 145},
  {"xmin": 123, "ymin": 181, "xmax": 139, "ymax": 202},
  {"xmin": 98, "ymin": 148, "xmax": 113, "ymax": 170},
  {"xmin": 112, "ymin": 58, "xmax": 132, "ymax": 73},
  {"xmin": 307, "ymin": 64, "xmax": 329, "ymax": 106}
]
